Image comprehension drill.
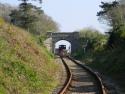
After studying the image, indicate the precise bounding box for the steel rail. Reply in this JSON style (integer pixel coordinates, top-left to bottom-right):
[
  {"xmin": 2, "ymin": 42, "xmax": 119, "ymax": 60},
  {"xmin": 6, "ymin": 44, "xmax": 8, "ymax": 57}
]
[
  {"xmin": 58, "ymin": 56, "xmax": 106, "ymax": 94},
  {"xmin": 58, "ymin": 57, "xmax": 72, "ymax": 94},
  {"xmin": 68, "ymin": 56, "xmax": 106, "ymax": 94}
]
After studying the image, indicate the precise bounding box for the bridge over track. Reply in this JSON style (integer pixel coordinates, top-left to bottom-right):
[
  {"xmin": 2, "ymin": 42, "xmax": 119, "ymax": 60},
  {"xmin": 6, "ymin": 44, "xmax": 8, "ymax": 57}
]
[{"xmin": 45, "ymin": 32, "xmax": 80, "ymax": 54}]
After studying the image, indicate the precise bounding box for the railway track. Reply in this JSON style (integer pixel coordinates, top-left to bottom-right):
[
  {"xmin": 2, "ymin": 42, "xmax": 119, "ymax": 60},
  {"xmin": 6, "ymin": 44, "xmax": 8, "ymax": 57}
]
[{"xmin": 58, "ymin": 56, "xmax": 106, "ymax": 94}]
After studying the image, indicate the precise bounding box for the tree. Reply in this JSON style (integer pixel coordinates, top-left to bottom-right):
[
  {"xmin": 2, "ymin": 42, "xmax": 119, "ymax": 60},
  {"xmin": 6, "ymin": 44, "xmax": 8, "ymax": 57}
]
[
  {"xmin": 10, "ymin": 0, "xmax": 42, "ymax": 31},
  {"xmin": 97, "ymin": 1, "xmax": 125, "ymax": 48},
  {"xmin": 73, "ymin": 28, "xmax": 107, "ymax": 59},
  {"xmin": 9, "ymin": 0, "xmax": 58, "ymax": 35},
  {"xmin": 30, "ymin": 14, "xmax": 59, "ymax": 34},
  {"xmin": 97, "ymin": 1, "xmax": 121, "ymax": 27},
  {"xmin": 0, "ymin": 3, "xmax": 15, "ymax": 22},
  {"xmin": 18, "ymin": 0, "xmax": 42, "ymax": 3},
  {"xmin": 79, "ymin": 28, "xmax": 107, "ymax": 51}
]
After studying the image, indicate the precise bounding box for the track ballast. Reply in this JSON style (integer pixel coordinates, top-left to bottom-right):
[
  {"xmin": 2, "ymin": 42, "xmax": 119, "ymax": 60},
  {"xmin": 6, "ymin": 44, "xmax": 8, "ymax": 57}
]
[{"xmin": 58, "ymin": 57, "xmax": 106, "ymax": 94}]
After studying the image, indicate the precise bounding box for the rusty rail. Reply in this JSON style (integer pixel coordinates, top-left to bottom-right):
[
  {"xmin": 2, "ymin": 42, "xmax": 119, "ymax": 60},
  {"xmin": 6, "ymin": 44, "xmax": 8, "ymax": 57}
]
[
  {"xmin": 68, "ymin": 56, "xmax": 106, "ymax": 94},
  {"xmin": 58, "ymin": 57, "xmax": 72, "ymax": 94}
]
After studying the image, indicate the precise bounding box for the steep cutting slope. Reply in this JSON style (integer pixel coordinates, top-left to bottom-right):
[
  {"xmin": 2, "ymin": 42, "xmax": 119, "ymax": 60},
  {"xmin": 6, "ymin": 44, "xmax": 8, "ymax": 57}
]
[{"xmin": 0, "ymin": 18, "xmax": 58, "ymax": 94}]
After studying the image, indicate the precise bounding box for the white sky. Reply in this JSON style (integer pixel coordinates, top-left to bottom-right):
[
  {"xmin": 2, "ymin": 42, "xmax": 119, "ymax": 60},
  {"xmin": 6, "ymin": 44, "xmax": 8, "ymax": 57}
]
[{"xmin": 0, "ymin": 0, "xmax": 114, "ymax": 33}]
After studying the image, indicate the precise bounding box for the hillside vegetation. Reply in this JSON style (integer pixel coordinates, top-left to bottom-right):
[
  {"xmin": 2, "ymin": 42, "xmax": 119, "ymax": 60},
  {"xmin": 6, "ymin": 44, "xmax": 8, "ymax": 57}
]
[
  {"xmin": 0, "ymin": 3, "xmax": 15, "ymax": 22},
  {"xmin": 74, "ymin": 28, "xmax": 125, "ymax": 92},
  {"xmin": 0, "ymin": 18, "xmax": 58, "ymax": 94},
  {"xmin": 0, "ymin": 2, "xmax": 58, "ymax": 35},
  {"xmin": 90, "ymin": 47, "xmax": 125, "ymax": 89},
  {"xmin": 74, "ymin": 1, "xmax": 125, "ymax": 92}
]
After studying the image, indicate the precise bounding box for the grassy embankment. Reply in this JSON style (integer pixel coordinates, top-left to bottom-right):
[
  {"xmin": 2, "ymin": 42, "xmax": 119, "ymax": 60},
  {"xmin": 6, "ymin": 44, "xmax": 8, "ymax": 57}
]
[
  {"xmin": 75, "ymin": 48, "xmax": 125, "ymax": 92},
  {"xmin": 89, "ymin": 48, "xmax": 125, "ymax": 91},
  {"xmin": 0, "ymin": 18, "xmax": 58, "ymax": 94}
]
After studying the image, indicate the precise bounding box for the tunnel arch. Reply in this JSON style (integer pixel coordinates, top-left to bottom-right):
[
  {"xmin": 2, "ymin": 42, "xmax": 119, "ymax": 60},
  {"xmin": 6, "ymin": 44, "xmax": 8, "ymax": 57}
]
[
  {"xmin": 54, "ymin": 40, "xmax": 71, "ymax": 54},
  {"xmin": 45, "ymin": 32, "xmax": 80, "ymax": 55}
]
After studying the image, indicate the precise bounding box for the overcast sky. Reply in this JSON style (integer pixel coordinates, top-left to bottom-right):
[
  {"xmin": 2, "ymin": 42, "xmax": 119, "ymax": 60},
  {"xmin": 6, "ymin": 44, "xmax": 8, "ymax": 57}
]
[{"xmin": 0, "ymin": 0, "xmax": 114, "ymax": 33}]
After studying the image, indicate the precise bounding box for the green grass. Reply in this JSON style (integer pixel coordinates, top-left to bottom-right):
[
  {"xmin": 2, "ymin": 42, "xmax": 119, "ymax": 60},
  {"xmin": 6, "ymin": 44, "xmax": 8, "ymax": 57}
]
[
  {"xmin": 73, "ymin": 39, "xmax": 125, "ymax": 92},
  {"xmin": 86, "ymin": 49, "xmax": 125, "ymax": 92},
  {"xmin": 0, "ymin": 18, "xmax": 58, "ymax": 94}
]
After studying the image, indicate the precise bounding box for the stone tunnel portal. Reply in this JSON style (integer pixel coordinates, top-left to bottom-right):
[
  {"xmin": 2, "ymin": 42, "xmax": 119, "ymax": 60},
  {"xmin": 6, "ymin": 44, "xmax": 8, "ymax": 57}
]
[{"xmin": 45, "ymin": 32, "xmax": 80, "ymax": 55}]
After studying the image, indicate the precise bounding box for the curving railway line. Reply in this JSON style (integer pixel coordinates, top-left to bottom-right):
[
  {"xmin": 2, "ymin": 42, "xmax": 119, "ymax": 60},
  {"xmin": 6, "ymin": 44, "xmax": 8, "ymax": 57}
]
[{"xmin": 55, "ymin": 56, "xmax": 106, "ymax": 94}]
